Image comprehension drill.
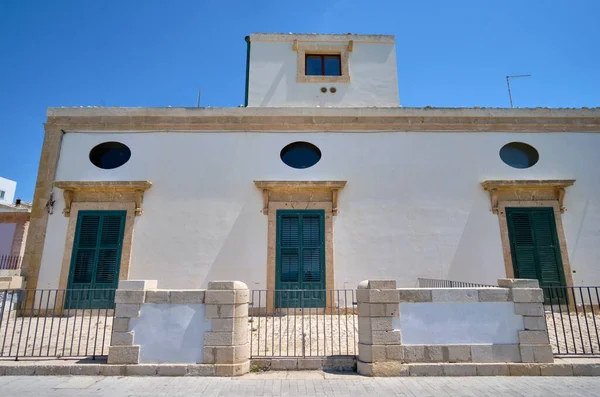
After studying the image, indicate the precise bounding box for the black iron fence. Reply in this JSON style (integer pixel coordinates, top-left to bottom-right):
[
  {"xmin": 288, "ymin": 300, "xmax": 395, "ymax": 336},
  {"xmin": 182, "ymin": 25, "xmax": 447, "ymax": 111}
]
[
  {"xmin": 249, "ymin": 290, "xmax": 357, "ymax": 357},
  {"xmin": 544, "ymin": 286, "xmax": 600, "ymax": 356},
  {"xmin": 0, "ymin": 289, "xmax": 115, "ymax": 360},
  {"xmin": 0, "ymin": 255, "xmax": 21, "ymax": 270},
  {"xmin": 417, "ymin": 278, "xmax": 495, "ymax": 288}
]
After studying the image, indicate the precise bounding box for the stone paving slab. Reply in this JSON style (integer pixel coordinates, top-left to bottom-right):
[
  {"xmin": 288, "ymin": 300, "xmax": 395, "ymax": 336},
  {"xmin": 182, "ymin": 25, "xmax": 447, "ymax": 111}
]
[{"xmin": 1, "ymin": 373, "xmax": 600, "ymax": 396}]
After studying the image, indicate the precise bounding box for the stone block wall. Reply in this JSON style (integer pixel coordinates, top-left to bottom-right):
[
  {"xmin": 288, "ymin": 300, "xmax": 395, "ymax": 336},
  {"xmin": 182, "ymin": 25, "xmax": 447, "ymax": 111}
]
[
  {"xmin": 357, "ymin": 279, "xmax": 553, "ymax": 376},
  {"xmin": 108, "ymin": 280, "xmax": 250, "ymax": 376}
]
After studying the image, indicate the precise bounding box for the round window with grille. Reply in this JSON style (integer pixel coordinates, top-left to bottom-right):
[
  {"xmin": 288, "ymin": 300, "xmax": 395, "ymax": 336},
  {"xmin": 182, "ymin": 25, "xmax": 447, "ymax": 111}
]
[
  {"xmin": 499, "ymin": 142, "xmax": 539, "ymax": 169},
  {"xmin": 280, "ymin": 142, "xmax": 322, "ymax": 169},
  {"xmin": 89, "ymin": 142, "xmax": 131, "ymax": 169}
]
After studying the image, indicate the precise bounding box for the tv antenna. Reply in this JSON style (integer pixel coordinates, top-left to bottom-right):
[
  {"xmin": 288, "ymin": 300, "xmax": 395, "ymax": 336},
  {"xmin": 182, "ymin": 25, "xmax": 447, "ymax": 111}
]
[{"xmin": 506, "ymin": 75, "xmax": 531, "ymax": 108}]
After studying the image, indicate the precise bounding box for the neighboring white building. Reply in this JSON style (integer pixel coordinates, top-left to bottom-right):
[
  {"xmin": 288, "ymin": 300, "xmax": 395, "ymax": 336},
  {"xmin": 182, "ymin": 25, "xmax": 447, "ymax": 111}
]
[
  {"xmin": 20, "ymin": 33, "xmax": 600, "ymax": 310},
  {"xmin": 0, "ymin": 177, "xmax": 30, "ymax": 275},
  {"xmin": 0, "ymin": 177, "xmax": 16, "ymax": 205}
]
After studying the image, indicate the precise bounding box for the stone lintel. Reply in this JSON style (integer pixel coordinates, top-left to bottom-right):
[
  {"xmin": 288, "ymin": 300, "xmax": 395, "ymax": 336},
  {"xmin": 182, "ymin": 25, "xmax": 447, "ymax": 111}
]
[
  {"xmin": 481, "ymin": 179, "xmax": 575, "ymax": 214},
  {"xmin": 254, "ymin": 181, "xmax": 347, "ymax": 215},
  {"xmin": 54, "ymin": 180, "xmax": 152, "ymax": 216}
]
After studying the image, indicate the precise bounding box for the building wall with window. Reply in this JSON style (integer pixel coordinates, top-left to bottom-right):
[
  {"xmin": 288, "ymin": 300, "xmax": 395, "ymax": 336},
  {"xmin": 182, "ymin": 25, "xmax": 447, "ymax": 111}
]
[
  {"xmin": 246, "ymin": 34, "xmax": 399, "ymax": 107},
  {"xmin": 34, "ymin": 128, "xmax": 600, "ymax": 291},
  {"xmin": 0, "ymin": 177, "xmax": 16, "ymax": 205}
]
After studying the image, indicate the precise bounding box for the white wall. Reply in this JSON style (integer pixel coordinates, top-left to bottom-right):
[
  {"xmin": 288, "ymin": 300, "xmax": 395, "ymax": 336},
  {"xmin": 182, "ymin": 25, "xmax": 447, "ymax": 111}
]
[
  {"xmin": 0, "ymin": 177, "xmax": 16, "ymax": 204},
  {"xmin": 131, "ymin": 303, "xmax": 208, "ymax": 364},
  {"xmin": 0, "ymin": 223, "xmax": 15, "ymax": 256},
  {"xmin": 36, "ymin": 131, "xmax": 600, "ymax": 290},
  {"xmin": 247, "ymin": 41, "xmax": 399, "ymax": 107},
  {"xmin": 395, "ymin": 302, "xmax": 523, "ymax": 344}
]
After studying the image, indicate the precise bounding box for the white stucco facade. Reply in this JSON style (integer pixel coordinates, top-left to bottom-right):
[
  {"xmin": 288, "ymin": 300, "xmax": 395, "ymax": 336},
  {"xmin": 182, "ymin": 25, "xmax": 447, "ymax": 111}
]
[
  {"xmin": 26, "ymin": 34, "xmax": 600, "ymax": 296},
  {"xmin": 35, "ymin": 129, "xmax": 600, "ymax": 290},
  {"xmin": 246, "ymin": 34, "xmax": 399, "ymax": 107}
]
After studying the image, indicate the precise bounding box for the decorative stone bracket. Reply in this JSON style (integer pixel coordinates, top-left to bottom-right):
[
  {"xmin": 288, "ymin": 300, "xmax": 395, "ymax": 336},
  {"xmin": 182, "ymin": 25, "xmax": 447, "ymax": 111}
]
[
  {"xmin": 54, "ymin": 181, "xmax": 152, "ymax": 217},
  {"xmin": 254, "ymin": 180, "xmax": 347, "ymax": 215},
  {"xmin": 481, "ymin": 179, "xmax": 575, "ymax": 214}
]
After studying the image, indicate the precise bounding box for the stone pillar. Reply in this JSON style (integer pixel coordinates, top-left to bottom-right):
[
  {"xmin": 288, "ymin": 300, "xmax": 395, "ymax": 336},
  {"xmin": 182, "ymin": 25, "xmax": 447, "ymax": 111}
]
[
  {"xmin": 498, "ymin": 278, "xmax": 554, "ymax": 363},
  {"xmin": 108, "ymin": 280, "xmax": 157, "ymax": 364},
  {"xmin": 356, "ymin": 280, "xmax": 404, "ymax": 376},
  {"xmin": 203, "ymin": 281, "xmax": 250, "ymax": 376}
]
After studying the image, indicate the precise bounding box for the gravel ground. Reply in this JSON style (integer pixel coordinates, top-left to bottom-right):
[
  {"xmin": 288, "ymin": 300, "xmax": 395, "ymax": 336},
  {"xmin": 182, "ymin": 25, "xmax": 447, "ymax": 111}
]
[
  {"xmin": 249, "ymin": 314, "xmax": 358, "ymax": 357},
  {"xmin": 0, "ymin": 312, "xmax": 113, "ymax": 358},
  {"xmin": 546, "ymin": 311, "xmax": 600, "ymax": 355}
]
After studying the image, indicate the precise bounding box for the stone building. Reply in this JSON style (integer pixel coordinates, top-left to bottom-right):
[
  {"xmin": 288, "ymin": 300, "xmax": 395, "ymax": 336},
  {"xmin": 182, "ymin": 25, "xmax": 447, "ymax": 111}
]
[{"xmin": 19, "ymin": 33, "xmax": 600, "ymax": 309}]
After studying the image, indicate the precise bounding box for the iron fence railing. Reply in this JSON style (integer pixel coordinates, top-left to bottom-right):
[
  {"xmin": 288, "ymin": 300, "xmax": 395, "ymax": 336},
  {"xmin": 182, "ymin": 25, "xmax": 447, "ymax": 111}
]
[
  {"xmin": 0, "ymin": 289, "xmax": 115, "ymax": 360},
  {"xmin": 0, "ymin": 255, "xmax": 22, "ymax": 270},
  {"xmin": 417, "ymin": 278, "xmax": 495, "ymax": 288},
  {"xmin": 544, "ymin": 286, "xmax": 600, "ymax": 356},
  {"xmin": 249, "ymin": 289, "xmax": 357, "ymax": 358}
]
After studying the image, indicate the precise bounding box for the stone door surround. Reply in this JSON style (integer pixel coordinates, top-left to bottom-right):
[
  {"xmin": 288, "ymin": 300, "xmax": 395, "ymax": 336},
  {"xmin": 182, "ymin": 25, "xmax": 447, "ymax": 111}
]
[
  {"xmin": 254, "ymin": 181, "xmax": 346, "ymax": 312},
  {"xmin": 51, "ymin": 181, "xmax": 152, "ymax": 296},
  {"xmin": 482, "ymin": 180, "xmax": 575, "ymax": 287}
]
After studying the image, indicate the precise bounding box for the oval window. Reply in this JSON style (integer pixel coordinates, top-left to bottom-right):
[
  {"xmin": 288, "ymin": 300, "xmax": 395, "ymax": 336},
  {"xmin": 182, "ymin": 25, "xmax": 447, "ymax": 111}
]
[
  {"xmin": 499, "ymin": 142, "xmax": 539, "ymax": 169},
  {"xmin": 280, "ymin": 141, "xmax": 322, "ymax": 169},
  {"xmin": 89, "ymin": 142, "xmax": 131, "ymax": 169}
]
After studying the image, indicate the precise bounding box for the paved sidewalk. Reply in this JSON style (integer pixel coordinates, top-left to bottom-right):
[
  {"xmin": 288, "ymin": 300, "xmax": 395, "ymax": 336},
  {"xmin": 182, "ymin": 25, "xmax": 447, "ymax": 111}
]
[{"xmin": 1, "ymin": 372, "xmax": 600, "ymax": 396}]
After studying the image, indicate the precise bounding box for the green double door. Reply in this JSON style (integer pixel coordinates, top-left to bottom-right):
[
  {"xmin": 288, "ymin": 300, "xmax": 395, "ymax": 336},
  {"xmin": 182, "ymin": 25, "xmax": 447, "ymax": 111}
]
[
  {"xmin": 506, "ymin": 207, "xmax": 566, "ymax": 303},
  {"xmin": 66, "ymin": 210, "xmax": 126, "ymax": 309},
  {"xmin": 275, "ymin": 210, "xmax": 326, "ymax": 308}
]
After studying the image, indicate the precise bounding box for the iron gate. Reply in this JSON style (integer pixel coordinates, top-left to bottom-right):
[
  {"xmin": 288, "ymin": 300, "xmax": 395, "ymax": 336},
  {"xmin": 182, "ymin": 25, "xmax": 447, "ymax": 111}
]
[{"xmin": 249, "ymin": 289, "xmax": 358, "ymax": 358}]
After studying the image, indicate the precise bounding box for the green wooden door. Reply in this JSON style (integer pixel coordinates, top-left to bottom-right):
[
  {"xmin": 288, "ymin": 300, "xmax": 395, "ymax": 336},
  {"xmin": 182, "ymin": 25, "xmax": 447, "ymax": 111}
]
[
  {"xmin": 276, "ymin": 210, "xmax": 325, "ymax": 308},
  {"xmin": 506, "ymin": 207, "xmax": 567, "ymax": 303},
  {"xmin": 66, "ymin": 210, "xmax": 126, "ymax": 309}
]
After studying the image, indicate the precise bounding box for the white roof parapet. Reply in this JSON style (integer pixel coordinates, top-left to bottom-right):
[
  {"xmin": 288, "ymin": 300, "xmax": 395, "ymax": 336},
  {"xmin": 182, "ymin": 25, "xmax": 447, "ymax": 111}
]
[
  {"xmin": 247, "ymin": 33, "xmax": 395, "ymax": 44},
  {"xmin": 47, "ymin": 106, "xmax": 600, "ymax": 118}
]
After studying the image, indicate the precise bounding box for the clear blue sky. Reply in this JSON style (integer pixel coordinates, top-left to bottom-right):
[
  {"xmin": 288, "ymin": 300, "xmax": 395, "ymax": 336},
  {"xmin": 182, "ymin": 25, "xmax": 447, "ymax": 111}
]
[{"xmin": 1, "ymin": 0, "xmax": 599, "ymax": 201}]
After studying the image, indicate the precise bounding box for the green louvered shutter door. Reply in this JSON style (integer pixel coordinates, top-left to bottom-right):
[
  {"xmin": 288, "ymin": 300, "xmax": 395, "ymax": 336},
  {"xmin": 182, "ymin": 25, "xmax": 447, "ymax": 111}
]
[
  {"xmin": 70, "ymin": 214, "xmax": 101, "ymax": 290},
  {"xmin": 276, "ymin": 210, "xmax": 325, "ymax": 308},
  {"xmin": 531, "ymin": 210, "xmax": 564, "ymax": 287},
  {"xmin": 507, "ymin": 207, "xmax": 566, "ymax": 303},
  {"xmin": 507, "ymin": 210, "xmax": 538, "ymax": 280},
  {"xmin": 300, "ymin": 214, "xmax": 325, "ymax": 308},
  {"xmin": 95, "ymin": 214, "xmax": 125, "ymax": 289},
  {"xmin": 67, "ymin": 211, "xmax": 125, "ymax": 309}
]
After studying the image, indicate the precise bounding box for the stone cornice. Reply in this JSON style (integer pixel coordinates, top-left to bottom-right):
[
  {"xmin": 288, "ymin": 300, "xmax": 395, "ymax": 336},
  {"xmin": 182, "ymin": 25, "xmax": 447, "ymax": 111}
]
[
  {"xmin": 254, "ymin": 180, "xmax": 347, "ymax": 215},
  {"xmin": 0, "ymin": 212, "xmax": 30, "ymax": 223},
  {"xmin": 248, "ymin": 33, "xmax": 395, "ymax": 44},
  {"xmin": 46, "ymin": 107, "xmax": 600, "ymax": 132},
  {"xmin": 481, "ymin": 179, "xmax": 576, "ymax": 214},
  {"xmin": 54, "ymin": 181, "xmax": 152, "ymax": 217}
]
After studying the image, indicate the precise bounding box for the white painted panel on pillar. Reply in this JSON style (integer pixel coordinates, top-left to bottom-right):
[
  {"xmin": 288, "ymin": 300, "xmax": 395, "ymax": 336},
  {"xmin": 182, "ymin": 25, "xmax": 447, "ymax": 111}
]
[
  {"xmin": 131, "ymin": 303, "xmax": 209, "ymax": 364},
  {"xmin": 395, "ymin": 302, "xmax": 524, "ymax": 344}
]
